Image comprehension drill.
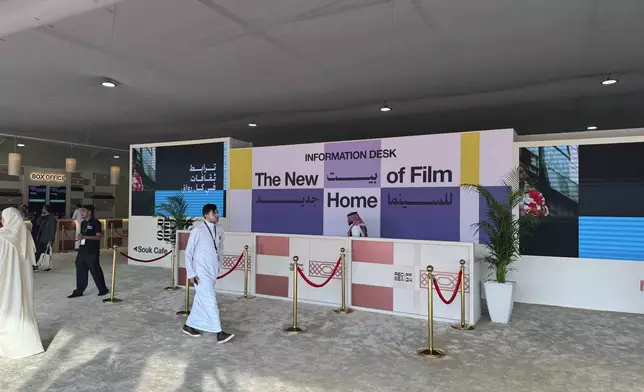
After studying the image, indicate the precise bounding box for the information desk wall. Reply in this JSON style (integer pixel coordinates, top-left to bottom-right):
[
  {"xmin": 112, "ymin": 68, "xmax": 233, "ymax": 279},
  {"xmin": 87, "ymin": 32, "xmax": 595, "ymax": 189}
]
[{"xmin": 175, "ymin": 231, "xmax": 480, "ymax": 325}]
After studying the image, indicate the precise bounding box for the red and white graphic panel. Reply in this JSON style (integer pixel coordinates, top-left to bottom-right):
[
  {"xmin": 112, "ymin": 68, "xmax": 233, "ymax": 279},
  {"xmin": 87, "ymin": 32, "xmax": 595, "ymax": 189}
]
[
  {"xmin": 350, "ymin": 237, "xmax": 478, "ymax": 324},
  {"xmin": 350, "ymin": 239, "xmax": 394, "ymax": 311},
  {"xmin": 255, "ymin": 234, "xmax": 290, "ymax": 298}
]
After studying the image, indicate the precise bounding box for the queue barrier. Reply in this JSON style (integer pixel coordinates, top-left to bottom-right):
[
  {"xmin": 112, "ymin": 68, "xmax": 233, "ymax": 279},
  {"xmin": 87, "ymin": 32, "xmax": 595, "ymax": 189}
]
[
  {"xmin": 450, "ymin": 260, "xmax": 475, "ymax": 331},
  {"xmin": 417, "ymin": 265, "xmax": 444, "ymax": 358},
  {"xmin": 284, "ymin": 248, "xmax": 351, "ymax": 333},
  {"xmin": 76, "ymin": 244, "xmax": 473, "ymax": 358},
  {"xmin": 108, "ymin": 223, "xmax": 129, "ymax": 249},
  {"xmin": 237, "ymin": 246, "xmax": 255, "ymax": 300},
  {"xmin": 102, "ymin": 247, "xmax": 173, "ymax": 305},
  {"xmin": 134, "ymin": 230, "xmax": 479, "ymax": 358}
]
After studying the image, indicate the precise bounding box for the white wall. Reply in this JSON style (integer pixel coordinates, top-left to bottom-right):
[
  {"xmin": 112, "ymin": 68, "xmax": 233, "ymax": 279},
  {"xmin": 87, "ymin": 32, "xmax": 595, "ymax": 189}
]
[{"xmin": 510, "ymin": 255, "xmax": 644, "ymax": 313}]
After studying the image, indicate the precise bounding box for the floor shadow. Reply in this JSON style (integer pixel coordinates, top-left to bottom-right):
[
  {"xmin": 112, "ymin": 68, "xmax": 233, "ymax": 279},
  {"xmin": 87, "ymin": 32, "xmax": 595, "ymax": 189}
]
[
  {"xmin": 16, "ymin": 334, "xmax": 83, "ymax": 392},
  {"xmin": 175, "ymin": 340, "xmax": 239, "ymax": 392},
  {"xmin": 45, "ymin": 348, "xmax": 114, "ymax": 391},
  {"xmin": 41, "ymin": 321, "xmax": 64, "ymax": 351}
]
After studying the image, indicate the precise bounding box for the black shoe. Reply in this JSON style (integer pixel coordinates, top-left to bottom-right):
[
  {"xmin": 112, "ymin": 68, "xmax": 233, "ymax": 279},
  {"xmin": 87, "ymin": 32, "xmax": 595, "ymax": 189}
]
[
  {"xmin": 98, "ymin": 290, "xmax": 110, "ymax": 296},
  {"xmin": 217, "ymin": 331, "xmax": 235, "ymax": 344},
  {"xmin": 182, "ymin": 325, "xmax": 201, "ymax": 337},
  {"xmin": 33, "ymin": 266, "xmax": 39, "ymax": 272},
  {"xmin": 43, "ymin": 268, "xmax": 52, "ymax": 272},
  {"xmin": 67, "ymin": 291, "xmax": 83, "ymax": 298}
]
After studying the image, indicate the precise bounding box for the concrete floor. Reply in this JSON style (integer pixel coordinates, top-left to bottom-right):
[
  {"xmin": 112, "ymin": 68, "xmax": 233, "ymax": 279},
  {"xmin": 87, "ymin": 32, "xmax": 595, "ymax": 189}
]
[{"xmin": 1, "ymin": 252, "xmax": 643, "ymax": 392}]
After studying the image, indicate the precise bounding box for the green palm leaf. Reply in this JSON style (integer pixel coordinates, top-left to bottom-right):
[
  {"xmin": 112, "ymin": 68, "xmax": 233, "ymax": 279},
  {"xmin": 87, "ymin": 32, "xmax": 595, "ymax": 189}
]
[
  {"xmin": 462, "ymin": 167, "xmax": 539, "ymax": 283},
  {"xmin": 154, "ymin": 192, "xmax": 195, "ymax": 230}
]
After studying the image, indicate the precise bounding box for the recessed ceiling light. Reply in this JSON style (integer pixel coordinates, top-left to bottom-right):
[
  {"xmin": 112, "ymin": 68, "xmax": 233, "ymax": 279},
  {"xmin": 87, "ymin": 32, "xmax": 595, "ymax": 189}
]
[
  {"xmin": 248, "ymin": 122, "xmax": 257, "ymax": 127},
  {"xmin": 17, "ymin": 143, "xmax": 25, "ymax": 147},
  {"xmin": 380, "ymin": 102, "xmax": 392, "ymax": 112},
  {"xmin": 601, "ymin": 76, "xmax": 618, "ymax": 85},
  {"xmin": 113, "ymin": 155, "xmax": 120, "ymax": 159},
  {"xmin": 587, "ymin": 126, "xmax": 598, "ymax": 130},
  {"xmin": 101, "ymin": 79, "xmax": 118, "ymax": 88}
]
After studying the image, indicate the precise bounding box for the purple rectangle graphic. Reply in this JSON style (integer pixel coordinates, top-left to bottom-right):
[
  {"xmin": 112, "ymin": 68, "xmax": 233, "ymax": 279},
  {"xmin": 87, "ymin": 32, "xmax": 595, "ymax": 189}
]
[
  {"xmin": 380, "ymin": 187, "xmax": 460, "ymax": 241},
  {"xmin": 324, "ymin": 139, "xmax": 381, "ymax": 188},
  {"xmin": 252, "ymin": 189, "xmax": 324, "ymax": 235}
]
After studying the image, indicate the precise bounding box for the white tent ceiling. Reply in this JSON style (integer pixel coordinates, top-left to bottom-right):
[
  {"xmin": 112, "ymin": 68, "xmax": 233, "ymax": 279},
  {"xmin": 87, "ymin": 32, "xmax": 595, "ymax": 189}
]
[{"xmin": 1, "ymin": 0, "xmax": 644, "ymax": 148}]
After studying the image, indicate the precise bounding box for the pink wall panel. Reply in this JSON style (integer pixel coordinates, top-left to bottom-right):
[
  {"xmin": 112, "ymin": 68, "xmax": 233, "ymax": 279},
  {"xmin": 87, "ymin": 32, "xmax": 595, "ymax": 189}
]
[
  {"xmin": 256, "ymin": 236, "xmax": 289, "ymax": 257},
  {"xmin": 351, "ymin": 240, "xmax": 393, "ymax": 264},
  {"xmin": 256, "ymin": 274, "xmax": 289, "ymax": 297},
  {"xmin": 177, "ymin": 232, "xmax": 190, "ymax": 251},
  {"xmin": 351, "ymin": 283, "xmax": 393, "ymax": 311}
]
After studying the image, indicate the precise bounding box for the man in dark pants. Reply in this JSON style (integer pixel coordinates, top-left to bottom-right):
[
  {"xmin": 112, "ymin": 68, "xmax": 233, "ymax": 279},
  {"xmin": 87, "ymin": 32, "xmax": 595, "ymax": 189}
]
[
  {"xmin": 34, "ymin": 204, "xmax": 57, "ymax": 271},
  {"xmin": 67, "ymin": 205, "xmax": 109, "ymax": 298}
]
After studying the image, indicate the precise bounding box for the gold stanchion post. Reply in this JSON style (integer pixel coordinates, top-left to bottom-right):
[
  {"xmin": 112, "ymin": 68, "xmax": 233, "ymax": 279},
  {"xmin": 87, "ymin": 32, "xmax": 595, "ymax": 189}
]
[
  {"xmin": 164, "ymin": 249, "xmax": 180, "ymax": 291},
  {"xmin": 109, "ymin": 223, "xmax": 114, "ymax": 250},
  {"xmin": 176, "ymin": 272, "xmax": 191, "ymax": 316},
  {"xmin": 451, "ymin": 259, "xmax": 475, "ymax": 331},
  {"xmin": 284, "ymin": 256, "xmax": 305, "ymax": 333},
  {"xmin": 103, "ymin": 245, "xmax": 122, "ymax": 304},
  {"xmin": 238, "ymin": 245, "xmax": 255, "ymax": 299},
  {"xmin": 60, "ymin": 227, "xmax": 64, "ymax": 254},
  {"xmin": 417, "ymin": 265, "xmax": 445, "ymax": 358},
  {"xmin": 334, "ymin": 247, "xmax": 353, "ymax": 314}
]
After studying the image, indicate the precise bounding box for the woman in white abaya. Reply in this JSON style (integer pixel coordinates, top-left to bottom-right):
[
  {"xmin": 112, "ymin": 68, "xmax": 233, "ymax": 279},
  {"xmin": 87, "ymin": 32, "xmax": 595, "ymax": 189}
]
[{"xmin": 0, "ymin": 207, "xmax": 44, "ymax": 359}]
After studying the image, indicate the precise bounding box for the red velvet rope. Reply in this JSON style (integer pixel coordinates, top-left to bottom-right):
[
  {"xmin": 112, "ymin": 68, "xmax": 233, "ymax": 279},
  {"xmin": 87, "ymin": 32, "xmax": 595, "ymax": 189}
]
[
  {"xmin": 119, "ymin": 250, "xmax": 172, "ymax": 263},
  {"xmin": 217, "ymin": 252, "xmax": 245, "ymax": 280},
  {"xmin": 432, "ymin": 269, "xmax": 462, "ymax": 305},
  {"xmin": 296, "ymin": 255, "xmax": 342, "ymax": 288},
  {"xmin": 113, "ymin": 228, "xmax": 128, "ymax": 238},
  {"xmin": 62, "ymin": 229, "xmax": 81, "ymax": 242}
]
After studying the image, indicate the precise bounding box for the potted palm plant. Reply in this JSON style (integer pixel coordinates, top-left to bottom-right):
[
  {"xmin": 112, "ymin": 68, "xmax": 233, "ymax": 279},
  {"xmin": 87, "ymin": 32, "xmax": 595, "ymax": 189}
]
[
  {"xmin": 462, "ymin": 167, "xmax": 544, "ymax": 323},
  {"xmin": 155, "ymin": 192, "xmax": 195, "ymax": 245}
]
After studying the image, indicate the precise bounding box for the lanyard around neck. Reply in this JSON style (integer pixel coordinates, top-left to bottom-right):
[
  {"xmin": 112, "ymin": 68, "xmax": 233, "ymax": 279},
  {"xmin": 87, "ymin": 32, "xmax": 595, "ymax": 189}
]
[
  {"xmin": 204, "ymin": 221, "xmax": 218, "ymax": 251},
  {"xmin": 82, "ymin": 219, "xmax": 90, "ymax": 235}
]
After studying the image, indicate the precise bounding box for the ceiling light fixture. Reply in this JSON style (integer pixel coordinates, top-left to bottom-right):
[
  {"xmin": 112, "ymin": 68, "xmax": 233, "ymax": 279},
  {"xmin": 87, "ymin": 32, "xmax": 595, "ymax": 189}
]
[
  {"xmin": 601, "ymin": 75, "xmax": 618, "ymax": 85},
  {"xmin": 113, "ymin": 155, "xmax": 120, "ymax": 159},
  {"xmin": 17, "ymin": 143, "xmax": 25, "ymax": 147},
  {"xmin": 587, "ymin": 126, "xmax": 598, "ymax": 130},
  {"xmin": 65, "ymin": 157, "xmax": 77, "ymax": 173},
  {"xmin": 101, "ymin": 79, "xmax": 118, "ymax": 88},
  {"xmin": 248, "ymin": 121, "xmax": 257, "ymax": 127},
  {"xmin": 380, "ymin": 102, "xmax": 392, "ymax": 112}
]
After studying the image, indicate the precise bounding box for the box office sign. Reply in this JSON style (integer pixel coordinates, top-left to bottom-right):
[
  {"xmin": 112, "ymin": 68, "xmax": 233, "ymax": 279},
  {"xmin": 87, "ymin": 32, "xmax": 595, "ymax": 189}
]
[{"xmin": 29, "ymin": 172, "xmax": 66, "ymax": 182}]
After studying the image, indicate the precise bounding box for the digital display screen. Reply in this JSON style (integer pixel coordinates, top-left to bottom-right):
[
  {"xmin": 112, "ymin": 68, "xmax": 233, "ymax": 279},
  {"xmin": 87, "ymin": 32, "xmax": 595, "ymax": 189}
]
[
  {"xmin": 28, "ymin": 185, "xmax": 47, "ymax": 216},
  {"xmin": 28, "ymin": 185, "xmax": 46, "ymax": 203},
  {"xmin": 49, "ymin": 186, "xmax": 66, "ymax": 202},
  {"xmin": 520, "ymin": 142, "xmax": 644, "ymax": 261},
  {"xmin": 48, "ymin": 186, "xmax": 67, "ymax": 217},
  {"xmin": 131, "ymin": 141, "xmax": 227, "ymax": 217}
]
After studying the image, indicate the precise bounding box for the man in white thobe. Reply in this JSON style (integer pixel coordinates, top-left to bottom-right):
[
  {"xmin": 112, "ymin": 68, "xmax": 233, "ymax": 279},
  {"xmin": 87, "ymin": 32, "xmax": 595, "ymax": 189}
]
[
  {"xmin": 72, "ymin": 204, "xmax": 83, "ymax": 250},
  {"xmin": 182, "ymin": 203, "xmax": 234, "ymax": 343}
]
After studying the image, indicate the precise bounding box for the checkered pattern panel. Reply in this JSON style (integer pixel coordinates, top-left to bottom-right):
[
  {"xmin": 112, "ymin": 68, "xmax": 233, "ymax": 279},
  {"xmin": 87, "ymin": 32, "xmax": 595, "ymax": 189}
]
[
  {"xmin": 0, "ymin": 165, "xmax": 24, "ymax": 175},
  {"xmin": 221, "ymin": 253, "xmax": 250, "ymax": 270},
  {"xmin": 309, "ymin": 261, "xmax": 341, "ymax": 279},
  {"xmin": 420, "ymin": 270, "xmax": 470, "ymax": 293}
]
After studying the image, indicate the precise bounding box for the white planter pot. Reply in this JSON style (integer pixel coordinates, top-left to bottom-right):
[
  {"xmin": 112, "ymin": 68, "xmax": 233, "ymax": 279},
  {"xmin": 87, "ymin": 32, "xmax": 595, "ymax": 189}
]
[{"xmin": 484, "ymin": 281, "xmax": 515, "ymax": 323}]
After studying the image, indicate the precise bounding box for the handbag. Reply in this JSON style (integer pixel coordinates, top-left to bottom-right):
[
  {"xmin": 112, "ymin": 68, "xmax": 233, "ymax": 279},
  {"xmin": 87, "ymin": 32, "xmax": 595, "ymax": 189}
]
[{"xmin": 36, "ymin": 243, "xmax": 53, "ymax": 271}]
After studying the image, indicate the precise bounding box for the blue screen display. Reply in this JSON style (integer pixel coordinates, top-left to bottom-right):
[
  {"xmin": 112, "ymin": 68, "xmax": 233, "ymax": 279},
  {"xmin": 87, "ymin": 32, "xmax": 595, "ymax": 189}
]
[{"xmin": 155, "ymin": 190, "xmax": 226, "ymax": 218}]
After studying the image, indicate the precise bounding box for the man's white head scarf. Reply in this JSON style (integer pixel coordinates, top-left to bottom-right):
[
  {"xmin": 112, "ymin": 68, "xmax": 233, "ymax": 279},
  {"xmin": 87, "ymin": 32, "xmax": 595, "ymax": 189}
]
[{"xmin": 0, "ymin": 207, "xmax": 35, "ymax": 261}]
